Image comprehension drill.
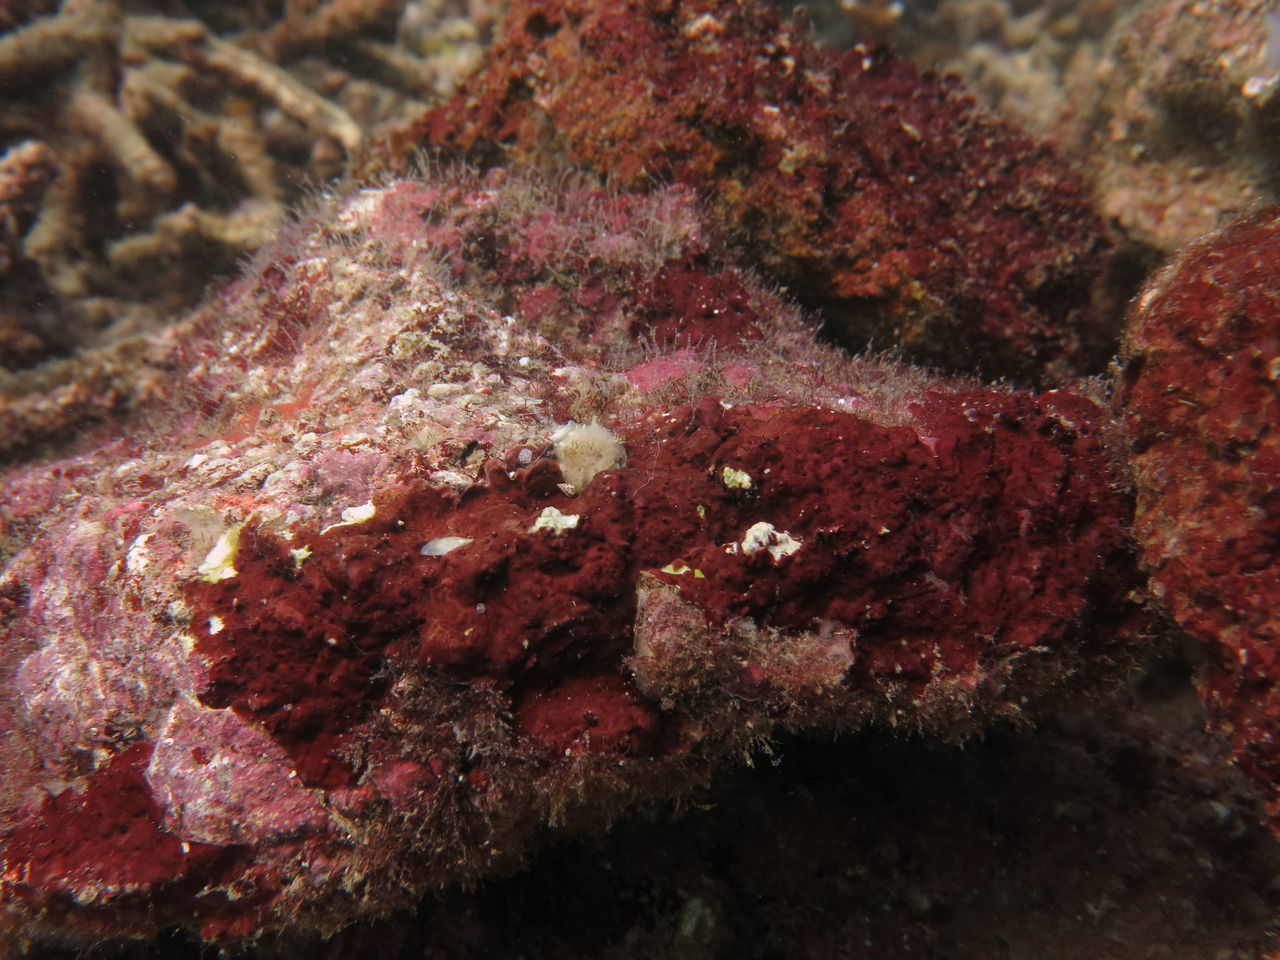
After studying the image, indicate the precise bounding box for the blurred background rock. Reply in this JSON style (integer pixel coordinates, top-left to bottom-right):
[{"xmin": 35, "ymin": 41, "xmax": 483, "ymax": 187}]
[{"xmin": 0, "ymin": 0, "xmax": 498, "ymax": 455}]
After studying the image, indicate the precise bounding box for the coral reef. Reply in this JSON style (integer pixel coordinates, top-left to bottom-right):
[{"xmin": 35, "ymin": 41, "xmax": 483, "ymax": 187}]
[
  {"xmin": 0, "ymin": 138, "xmax": 57, "ymax": 368},
  {"xmin": 413, "ymin": 0, "xmax": 1114, "ymax": 384},
  {"xmin": 1118, "ymin": 204, "xmax": 1280, "ymax": 831},
  {"xmin": 788, "ymin": 0, "xmax": 1279, "ymax": 267},
  {"xmin": 0, "ymin": 169, "xmax": 1141, "ymax": 946},
  {"xmin": 0, "ymin": 0, "xmax": 492, "ymax": 458},
  {"xmin": 1065, "ymin": 0, "xmax": 1280, "ymax": 254},
  {"xmin": 5, "ymin": 0, "xmax": 1280, "ymax": 955}
]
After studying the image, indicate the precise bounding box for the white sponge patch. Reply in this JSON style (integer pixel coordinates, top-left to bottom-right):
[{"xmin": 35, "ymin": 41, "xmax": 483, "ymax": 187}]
[{"xmin": 552, "ymin": 421, "xmax": 626, "ymax": 492}]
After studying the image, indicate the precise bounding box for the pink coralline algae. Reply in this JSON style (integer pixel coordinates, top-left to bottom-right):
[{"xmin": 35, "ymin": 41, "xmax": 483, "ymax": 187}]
[
  {"xmin": 373, "ymin": 170, "xmax": 776, "ymax": 355},
  {"xmin": 1118, "ymin": 204, "xmax": 1280, "ymax": 827},
  {"xmin": 0, "ymin": 170, "xmax": 1141, "ymax": 944},
  {"xmin": 412, "ymin": 0, "xmax": 1115, "ymax": 384}
]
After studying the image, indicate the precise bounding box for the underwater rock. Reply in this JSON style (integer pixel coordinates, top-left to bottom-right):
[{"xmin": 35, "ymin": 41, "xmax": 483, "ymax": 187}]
[
  {"xmin": 1118, "ymin": 204, "xmax": 1280, "ymax": 830},
  {"xmin": 1069, "ymin": 0, "xmax": 1280, "ymax": 254},
  {"xmin": 413, "ymin": 0, "xmax": 1114, "ymax": 384},
  {"xmin": 0, "ymin": 171, "xmax": 1140, "ymax": 945}
]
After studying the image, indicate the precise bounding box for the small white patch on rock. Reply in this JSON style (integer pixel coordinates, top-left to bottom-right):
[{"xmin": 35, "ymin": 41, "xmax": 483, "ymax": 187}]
[
  {"xmin": 421, "ymin": 536, "xmax": 473, "ymax": 556},
  {"xmin": 729, "ymin": 521, "xmax": 802, "ymax": 562},
  {"xmin": 321, "ymin": 502, "xmax": 376, "ymax": 534},
  {"xmin": 197, "ymin": 525, "xmax": 243, "ymax": 583},
  {"xmin": 529, "ymin": 506, "xmax": 580, "ymax": 535},
  {"xmin": 125, "ymin": 533, "xmax": 155, "ymax": 574},
  {"xmin": 552, "ymin": 421, "xmax": 625, "ymax": 492}
]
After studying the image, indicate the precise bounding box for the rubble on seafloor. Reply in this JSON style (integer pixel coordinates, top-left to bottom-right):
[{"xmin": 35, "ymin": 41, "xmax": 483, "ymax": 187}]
[
  {"xmin": 0, "ymin": 0, "xmax": 495, "ymax": 453},
  {"xmin": 3, "ymin": 0, "xmax": 1280, "ymax": 957},
  {"xmin": 1065, "ymin": 0, "xmax": 1280, "ymax": 254}
]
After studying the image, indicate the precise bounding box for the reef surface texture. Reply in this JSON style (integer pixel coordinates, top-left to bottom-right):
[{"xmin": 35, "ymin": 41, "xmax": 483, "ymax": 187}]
[
  {"xmin": 1121, "ymin": 205, "xmax": 1280, "ymax": 831},
  {"xmin": 411, "ymin": 0, "xmax": 1114, "ymax": 384},
  {"xmin": 0, "ymin": 0, "xmax": 494, "ymax": 460},
  {"xmin": 0, "ymin": 168, "xmax": 1140, "ymax": 946},
  {"xmin": 1067, "ymin": 0, "xmax": 1280, "ymax": 254},
  {"xmin": 1, "ymin": 0, "xmax": 1280, "ymax": 957}
]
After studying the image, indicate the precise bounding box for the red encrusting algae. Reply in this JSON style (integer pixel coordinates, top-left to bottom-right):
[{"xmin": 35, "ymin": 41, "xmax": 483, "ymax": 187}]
[
  {"xmin": 0, "ymin": 742, "xmax": 271, "ymax": 942},
  {"xmin": 0, "ymin": 168, "xmax": 1144, "ymax": 943},
  {"xmin": 1118, "ymin": 203, "xmax": 1280, "ymax": 827},
  {"xmin": 413, "ymin": 0, "xmax": 1114, "ymax": 383},
  {"xmin": 6, "ymin": 1, "xmax": 1279, "ymax": 946},
  {"xmin": 3, "ymin": 744, "xmax": 226, "ymax": 896},
  {"xmin": 186, "ymin": 390, "xmax": 1138, "ymax": 788}
]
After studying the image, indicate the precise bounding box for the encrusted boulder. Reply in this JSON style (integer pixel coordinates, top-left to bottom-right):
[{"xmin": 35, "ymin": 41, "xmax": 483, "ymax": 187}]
[
  {"xmin": 412, "ymin": 0, "xmax": 1115, "ymax": 383},
  {"xmin": 0, "ymin": 171, "xmax": 1140, "ymax": 944},
  {"xmin": 1118, "ymin": 203, "xmax": 1280, "ymax": 826}
]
